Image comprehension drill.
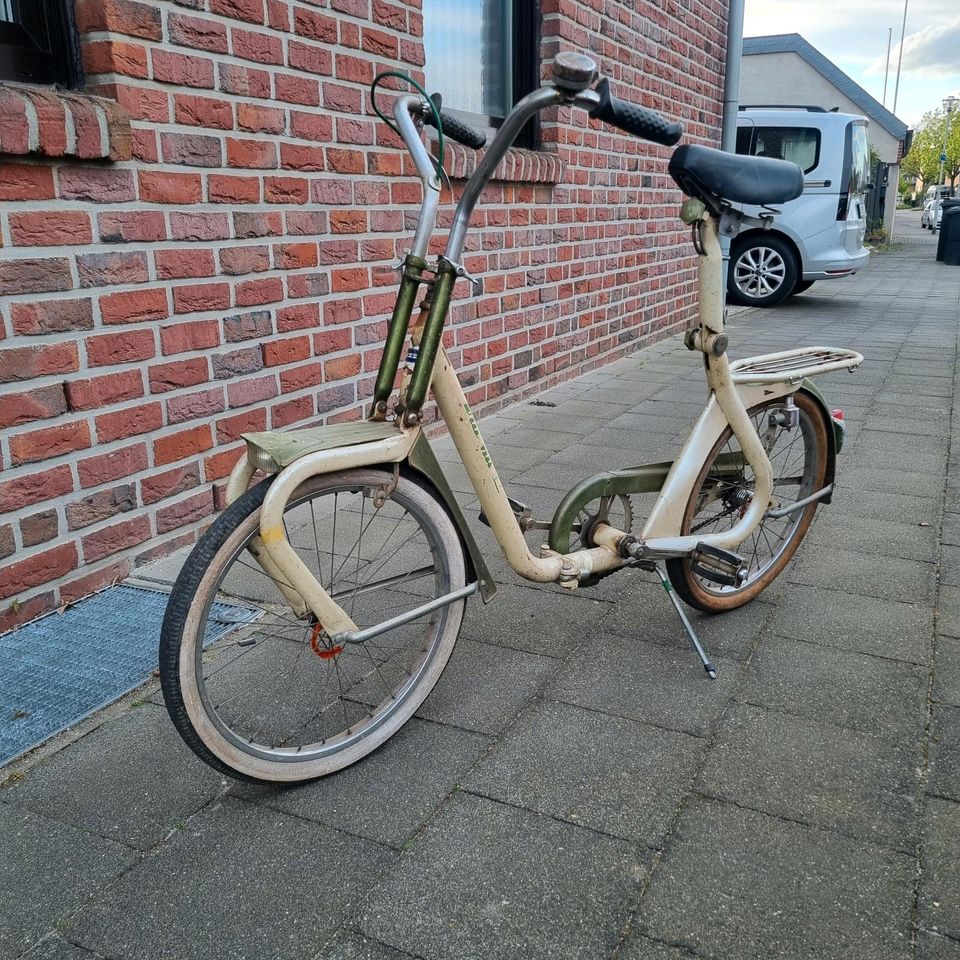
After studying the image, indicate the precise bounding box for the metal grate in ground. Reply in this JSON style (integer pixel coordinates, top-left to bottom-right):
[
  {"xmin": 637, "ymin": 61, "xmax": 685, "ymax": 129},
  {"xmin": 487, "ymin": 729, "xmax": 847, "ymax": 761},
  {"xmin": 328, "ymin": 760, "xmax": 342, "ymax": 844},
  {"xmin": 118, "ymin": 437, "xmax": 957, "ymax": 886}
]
[{"xmin": 0, "ymin": 584, "xmax": 259, "ymax": 767}]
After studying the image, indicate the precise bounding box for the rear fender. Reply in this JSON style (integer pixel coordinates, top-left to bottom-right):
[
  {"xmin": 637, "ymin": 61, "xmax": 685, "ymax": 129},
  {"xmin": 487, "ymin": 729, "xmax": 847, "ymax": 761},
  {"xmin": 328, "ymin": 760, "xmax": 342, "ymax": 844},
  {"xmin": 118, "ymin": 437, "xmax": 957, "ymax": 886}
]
[{"xmin": 799, "ymin": 380, "xmax": 839, "ymax": 501}]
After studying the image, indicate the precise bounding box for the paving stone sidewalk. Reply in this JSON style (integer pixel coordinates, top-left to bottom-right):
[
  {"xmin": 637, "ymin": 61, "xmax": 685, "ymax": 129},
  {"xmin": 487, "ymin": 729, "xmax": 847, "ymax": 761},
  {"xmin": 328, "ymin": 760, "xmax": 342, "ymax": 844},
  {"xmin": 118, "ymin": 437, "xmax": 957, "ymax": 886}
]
[{"xmin": 3, "ymin": 210, "xmax": 960, "ymax": 960}]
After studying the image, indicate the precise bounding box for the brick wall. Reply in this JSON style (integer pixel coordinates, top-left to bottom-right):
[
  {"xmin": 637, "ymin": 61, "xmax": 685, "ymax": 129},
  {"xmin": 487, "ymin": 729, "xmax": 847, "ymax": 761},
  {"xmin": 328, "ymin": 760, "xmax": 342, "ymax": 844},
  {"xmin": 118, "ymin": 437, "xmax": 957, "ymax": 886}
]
[{"xmin": 0, "ymin": 0, "xmax": 728, "ymax": 630}]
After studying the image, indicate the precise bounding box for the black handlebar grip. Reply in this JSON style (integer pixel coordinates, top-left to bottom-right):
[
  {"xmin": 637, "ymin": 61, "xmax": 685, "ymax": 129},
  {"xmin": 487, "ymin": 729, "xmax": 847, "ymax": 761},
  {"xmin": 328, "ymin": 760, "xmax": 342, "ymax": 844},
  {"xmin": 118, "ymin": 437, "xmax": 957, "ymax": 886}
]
[
  {"xmin": 424, "ymin": 108, "xmax": 487, "ymax": 150},
  {"xmin": 588, "ymin": 78, "xmax": 683, "ymax": 147}
]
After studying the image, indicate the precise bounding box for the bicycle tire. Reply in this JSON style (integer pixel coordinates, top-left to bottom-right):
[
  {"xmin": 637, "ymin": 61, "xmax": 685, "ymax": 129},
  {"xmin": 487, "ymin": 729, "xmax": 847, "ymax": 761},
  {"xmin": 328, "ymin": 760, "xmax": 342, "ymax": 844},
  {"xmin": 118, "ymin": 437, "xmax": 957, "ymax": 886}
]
[
  {"xmin": 666, "ymin": 391, "xmax": 828, "ymax": 612},
  {"xmin": 160, "ymin": 468, "xmax": 467, "ymax": 783}
]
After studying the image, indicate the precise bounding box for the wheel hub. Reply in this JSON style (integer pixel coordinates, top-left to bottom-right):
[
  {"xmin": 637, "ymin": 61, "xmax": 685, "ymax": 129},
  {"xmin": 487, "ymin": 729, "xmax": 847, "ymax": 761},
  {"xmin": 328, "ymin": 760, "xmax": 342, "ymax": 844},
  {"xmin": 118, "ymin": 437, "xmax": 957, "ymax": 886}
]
[{"xmin": 309, "ymin": 621, "xmax": 345, "ymax": 660}]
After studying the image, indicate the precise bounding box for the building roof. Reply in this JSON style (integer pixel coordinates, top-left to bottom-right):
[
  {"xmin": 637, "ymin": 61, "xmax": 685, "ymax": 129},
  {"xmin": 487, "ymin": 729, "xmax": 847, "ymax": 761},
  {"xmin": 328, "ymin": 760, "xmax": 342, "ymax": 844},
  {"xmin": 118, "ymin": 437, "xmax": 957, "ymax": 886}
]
[{"xmin": 742, "ymin": 34, "xmax": 909, "ymax": 141}]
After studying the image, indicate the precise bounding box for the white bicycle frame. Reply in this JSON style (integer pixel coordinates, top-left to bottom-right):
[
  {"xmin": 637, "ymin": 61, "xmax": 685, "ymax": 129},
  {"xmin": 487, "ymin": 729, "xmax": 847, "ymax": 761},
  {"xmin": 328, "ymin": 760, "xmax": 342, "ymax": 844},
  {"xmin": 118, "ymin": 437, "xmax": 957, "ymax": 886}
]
[{"xmin": 224, "ymin": 79, "xmax": 862, "ymax": 633}]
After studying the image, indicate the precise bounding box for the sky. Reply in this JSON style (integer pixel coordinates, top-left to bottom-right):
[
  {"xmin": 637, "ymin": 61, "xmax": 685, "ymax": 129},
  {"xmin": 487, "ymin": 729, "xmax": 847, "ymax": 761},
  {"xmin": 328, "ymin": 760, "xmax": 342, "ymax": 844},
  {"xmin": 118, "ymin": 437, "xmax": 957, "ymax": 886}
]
[{"xmin": 744, "ymin": 1, "xmax": 960, "ymax": 127}]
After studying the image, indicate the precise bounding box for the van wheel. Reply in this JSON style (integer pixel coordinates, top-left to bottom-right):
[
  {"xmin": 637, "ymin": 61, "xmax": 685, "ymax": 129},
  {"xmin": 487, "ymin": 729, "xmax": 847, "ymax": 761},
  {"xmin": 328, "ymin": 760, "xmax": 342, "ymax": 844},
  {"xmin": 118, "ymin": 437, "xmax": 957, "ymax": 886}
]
[
  {"xmin": 728, "ymin": 236, "xmax": 798, "ymax": 308},
  {"xmin": 789, "ymin": 279, "xmax": 816, "ymax": 296}
]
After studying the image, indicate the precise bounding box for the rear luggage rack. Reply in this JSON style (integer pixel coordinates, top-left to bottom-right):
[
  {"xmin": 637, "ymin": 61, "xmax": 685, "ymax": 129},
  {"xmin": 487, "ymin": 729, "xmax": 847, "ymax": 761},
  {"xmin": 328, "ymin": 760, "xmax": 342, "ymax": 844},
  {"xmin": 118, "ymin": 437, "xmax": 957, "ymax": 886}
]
[{"xmin": 731, "ymin": 347, "xmax": 862, "ymax": 385}]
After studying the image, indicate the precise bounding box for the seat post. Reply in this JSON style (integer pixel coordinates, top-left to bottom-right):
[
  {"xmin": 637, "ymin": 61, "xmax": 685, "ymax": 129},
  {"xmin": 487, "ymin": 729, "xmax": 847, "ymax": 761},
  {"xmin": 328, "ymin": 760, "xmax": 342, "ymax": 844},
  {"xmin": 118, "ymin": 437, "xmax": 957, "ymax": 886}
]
[{"xmin": 698, "ymin": 212, "xmax": 725, "ymax": 337}]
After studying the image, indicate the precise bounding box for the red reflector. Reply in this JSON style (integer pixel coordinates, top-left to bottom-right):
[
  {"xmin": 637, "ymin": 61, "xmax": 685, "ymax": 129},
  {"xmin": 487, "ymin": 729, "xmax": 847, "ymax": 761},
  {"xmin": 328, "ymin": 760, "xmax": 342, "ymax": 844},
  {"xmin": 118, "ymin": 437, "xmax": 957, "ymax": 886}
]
[{"xmin": 831, "ymin": 408, "xmax": 844, "ymax": 420}]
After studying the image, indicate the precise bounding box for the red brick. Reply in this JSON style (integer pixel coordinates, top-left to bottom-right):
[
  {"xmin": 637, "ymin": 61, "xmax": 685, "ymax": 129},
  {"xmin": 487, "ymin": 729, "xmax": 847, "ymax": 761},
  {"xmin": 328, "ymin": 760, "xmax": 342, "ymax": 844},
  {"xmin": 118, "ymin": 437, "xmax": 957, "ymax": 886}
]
[
  {"xmin": 168, "ymin": 13, "xmax": 229, "ymax": 53},
  {"xmin": 95, "ymin": 402, "xmax": 163, "ymax": 443},
  {"xmin": 59, "ymin": 167, "xmax": 136, "ymax": 203},
  {"xmin": 139, "ymin": 170, "xmax": 202, "ymax": 204},
  {"xmin": 0, "ymin": 385, "xmax": 68, "ymax": 428},
  {"xmin": 98, "ymin": 287, "xmax": 169, "ymax": 325},
  {"xmin": 152, "ymin": 49, "xmax": 215, "ymax": 88},
  {"xmin": 160, "ymin": 132, "xmax": 223, "ymax": 167},
  {"xmin": 0, "ymin": 163, "xmax": 55, "ymax": 201},
  {"xmin": 225, "ymin": 137, "xmax": 277, "ymax": 169},
  {"xmin": 294, "ymin": 7, "xmax": 337, "ymax": 41},
  {"xmin": 324, "ymin": 354, "xmax": 362, "ymax": 381},
  {"xmin": 264, "ymin": 176, "xmax": 309, "ymax": 203},
  {"xmin": 0, "ymin": 524, "xmax": 14, "ymax": 560},
  {"xmin": 0, "ymin": 466, "xmax": 74, "ymax": 513},
  {"xmin": 0, "ymin": 591, "xmax": 57, "ymax": 633},
  {"xmin": 275, "ymin": 74, "xmax": 320, "ymax": 106},
  {"xmin": 65, "ymin": 485, "xmax": 137, "ymax": 531},
  {"xmin": 140, "ymin": 462, "xmax": 201, "ymax": 505},
  {"xmin": 61, "ymin": 559, "xmax": 134, "ymax": 604},
  {"xmin": 279, "ymin": 361, "xmax": 322, "ymax": 393},
  {"xmin": 211, "ymin": 0, "xmax": 264, "ymax": 24},
  {"xmin": 156, "ymin": 489, "xmax": 214, "ymax": 533},
  {"xmin": 173, "ymin": 283, "xmax": 231, "ymax": 314},
  {"xmin": 204, "ymin": 446, "xmax": 245, "ymax": 482},
  {"xmin": 232, "ymin": 28, "xmax": 283, "ymax": 65},
  {"xmin": 155, "ymin": 248, "xmax": 217, "ymax": 280},
  {"xmin": 314, "ymin": 328, "xmax": 353, "ymax": 354},
  {"xmin": 277, "ymin": 302, "xmax": 320, "ymax": 331},
  {"xmin": 234, "ymin": 211, "xmax": 282, "ymax": 238},
  {"xmin": 174, "ymin": 93, "xmax": 233, "ymax": 129},
  {"xmin": 218, "ymin": 63, "xmax": 270, "ymax": 98},
  {"xmin": 65, "ymin": 371, "xmax": 144, "ymax": 411},
  {"xmin": 330, "ymin": 209, "xmax": 366, "ymax": 233},
  {"xmin": 75, "ymin": 0, "xmax": 163, "ymax": 39},
  {"xmin": 271, "ymin": 395, "xmax": 313, "ymax": 428},
  {"xmin": 279, "ymin": 142, "xmax": 325, "ymax": 171},
  {"xmin": 215, "ymin": 408, "xmax": 266, "ymax": 443},
  {"xmin": 223, "ymin": 309, "xmax": 272, "ymax": 342},
  {"xmin": 154, "ymin": 423, "xmax": 213, "ymax": 466},
  {"xmin": 149, "ymin": 357, "xmax": 209, "ymax": 393},
  {"xmin": 20, "ymin": 510, "xmax": 59, "ymax": 547},
  {"xmin": 82, "ymin": 516, "xmax": 152, "ymax": 563},
  {"xmin": 211, "ymin": 346, "xmax": 263, "ymax": 378},
  {"xmin": 208, "ymin": 174, "xmax": 260, "ymax": 204},
  {"xmin": 10, "ymin": 421, "xmax": 91, "ymax": 466},
  {"xmin": 287, "ymin": 41, "xmax": 332, "ymax": 76},
  {"xmin": 82, "ymin": 39, "xmax": 149, "ymax": 78},
  {"xmin": 0, "ymin": 543, "xmax": 78, "ymax": 601},
  {"xmin": 77, "ymin": 443, "xmax": 148, "ymax": 488},
  {"xmin": 160, "ymin": 319, "xmax": 221, "ymax": 355},
  {"xmin": 262, "ymin": 336, "xmax": 311, "ymax": 367},
  {"xmin": 99, "ymin": 211, "xmax": 167, "ymax": 243},
  {"xmin": 219, "ymin": 245, "xmax": 270, "ymax": 275},
  {"xmin": 226, "ymin": 374, "xmax": 278, "ymax": 408},
  {"xmin": 170, "ymin": 213, "xmax": 230, "ymax": 241},
  {"xmin": 86, "ymin": 330, "xmax": 156, "ymax": 367},
  {"xmin": 290, "ymin": 110, "xmax": 333, "ymax": 142},
  {"xmin": 0, "ymin": 258, "xmax": 73, "ymax": 295},
  {"xmin": 77, "ymin": 252, "xmax": 148, "ymax": 289},
  {"xmin": 0, "ymin": 343, "xmax": 79, "ymax": 383},
  {"xmin": 106, "ymin": 81, "xmax": 169, "ymax": 122},
  {"xmin": 326, "ymin": 148, "xmax": 364, "ymax": 174},
  {"xmin": 166, "ymin": 386, "xmax": 225, "ymax": 424},
  {"xmin": 235, "ymin": 277, "xmax": 283, "ymax": 306},
  {"xmin": 236, "ymin": 102, "xmax": 285, "ymax": 134}
]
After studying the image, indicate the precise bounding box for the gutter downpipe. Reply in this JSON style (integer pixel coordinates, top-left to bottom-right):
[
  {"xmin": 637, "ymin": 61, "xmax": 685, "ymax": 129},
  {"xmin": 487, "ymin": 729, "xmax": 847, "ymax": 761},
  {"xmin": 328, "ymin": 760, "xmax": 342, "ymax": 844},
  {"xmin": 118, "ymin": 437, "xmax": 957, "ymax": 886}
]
[{"xmin": 719, "ymin": 0, "xmax": 745, "ymax": 293}]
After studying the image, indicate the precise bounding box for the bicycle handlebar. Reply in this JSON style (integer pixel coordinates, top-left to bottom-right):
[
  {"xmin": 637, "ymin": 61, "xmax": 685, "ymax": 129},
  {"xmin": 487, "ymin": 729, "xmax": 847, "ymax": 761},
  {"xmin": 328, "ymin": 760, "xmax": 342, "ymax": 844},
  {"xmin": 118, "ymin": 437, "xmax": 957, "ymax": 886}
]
[
  {"xmin": 424, "ymin": 108, "xmax": 487, "ymax": 150},
  {"xmin": 588, "ymin": 78, "xmax": 683, "ymax": 147}
]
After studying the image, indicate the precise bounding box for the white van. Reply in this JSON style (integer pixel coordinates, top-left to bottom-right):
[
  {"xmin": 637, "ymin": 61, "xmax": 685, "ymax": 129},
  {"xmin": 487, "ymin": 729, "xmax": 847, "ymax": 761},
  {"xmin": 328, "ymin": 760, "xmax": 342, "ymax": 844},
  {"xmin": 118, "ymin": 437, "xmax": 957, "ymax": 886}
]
[{"xmin": 730, "ymin": 107, "xmax": 872, "ymax": 307}]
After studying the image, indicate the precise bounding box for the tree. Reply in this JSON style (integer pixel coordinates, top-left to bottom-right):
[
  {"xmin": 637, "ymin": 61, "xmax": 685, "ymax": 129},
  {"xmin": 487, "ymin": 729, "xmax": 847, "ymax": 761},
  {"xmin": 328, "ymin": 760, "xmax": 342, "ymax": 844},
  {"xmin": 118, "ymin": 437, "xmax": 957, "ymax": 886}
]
[{"xmin": 902, "ymin": 106, "xmax": 960, "ymax": 195}]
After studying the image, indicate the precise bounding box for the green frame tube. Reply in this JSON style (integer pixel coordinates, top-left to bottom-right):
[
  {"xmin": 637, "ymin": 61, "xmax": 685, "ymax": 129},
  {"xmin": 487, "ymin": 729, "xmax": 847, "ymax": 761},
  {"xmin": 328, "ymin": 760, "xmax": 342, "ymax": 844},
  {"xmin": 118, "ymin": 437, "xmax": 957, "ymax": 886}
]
[
  {"xmin": 405, "ymin": 259, "xmax": 456, "ymax": 414},
  {"xmin": 372, "ymin": 255, "xmax": 427, "ymax": 409}
]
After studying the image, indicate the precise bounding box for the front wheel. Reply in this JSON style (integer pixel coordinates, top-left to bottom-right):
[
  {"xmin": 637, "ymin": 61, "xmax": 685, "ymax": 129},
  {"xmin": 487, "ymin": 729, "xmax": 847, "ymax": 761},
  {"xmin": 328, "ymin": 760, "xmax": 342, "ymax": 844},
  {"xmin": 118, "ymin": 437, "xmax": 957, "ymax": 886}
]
[
  {"xmin": 160, "ymin": 468, "xmax": 467, "ymax": 783},
  {"xmin": 727, "ymin": 235, "xmax": 799, "ymax": 308},
  {"xmin": 666, "ymin": 392, "xmax": 829, "ymax": 612}
]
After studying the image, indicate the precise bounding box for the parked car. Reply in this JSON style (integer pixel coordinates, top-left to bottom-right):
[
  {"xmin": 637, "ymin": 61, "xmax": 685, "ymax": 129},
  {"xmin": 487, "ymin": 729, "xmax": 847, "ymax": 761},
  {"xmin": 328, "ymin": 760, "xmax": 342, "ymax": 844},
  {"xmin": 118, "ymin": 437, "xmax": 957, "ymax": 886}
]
[
  {"xmin": 921, "ymin": 198, "xmax": 943, "ymax": 231},
  {"xmin": 730, "ymin": 106, "xmax": 872, "ymax": 307}
]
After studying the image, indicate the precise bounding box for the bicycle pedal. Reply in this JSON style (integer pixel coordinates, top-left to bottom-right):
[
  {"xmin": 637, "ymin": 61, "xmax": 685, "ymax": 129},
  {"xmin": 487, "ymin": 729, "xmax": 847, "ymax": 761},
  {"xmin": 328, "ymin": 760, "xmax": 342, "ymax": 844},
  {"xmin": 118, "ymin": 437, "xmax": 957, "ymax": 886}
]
[
  {"xmin": 478, "ymin": 497, "xmax": 530, "ymax": 529},
  {"xmin": 690, "ymin": 542, "xmax": 747, "ymax": 587}
]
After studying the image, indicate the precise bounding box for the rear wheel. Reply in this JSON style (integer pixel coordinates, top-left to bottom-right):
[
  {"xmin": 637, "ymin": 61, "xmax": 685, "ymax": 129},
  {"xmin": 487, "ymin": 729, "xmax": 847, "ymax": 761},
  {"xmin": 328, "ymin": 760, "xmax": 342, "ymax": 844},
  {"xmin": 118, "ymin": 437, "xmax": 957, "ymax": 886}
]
[
  {"xmin": 789, "ymin": 279, "xmax": 816, "ymax": 296},
  {"xmin": 160, "ymin": 469, "xmax": 467, "ymax": 783},
  {"xmin": 728, "ymin": 235, "xmax": 799, "ymax": 308},
  {"xmin": 666, "ymin": 392, "xmax": 828, "ymax": 612}
]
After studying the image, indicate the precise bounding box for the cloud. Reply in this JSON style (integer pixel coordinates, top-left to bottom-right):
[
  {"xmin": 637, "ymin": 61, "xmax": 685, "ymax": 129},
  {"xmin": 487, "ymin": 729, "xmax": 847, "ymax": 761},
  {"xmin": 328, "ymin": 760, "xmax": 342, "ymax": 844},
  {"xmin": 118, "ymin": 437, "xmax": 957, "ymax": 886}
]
[{"xmin": 866, "ymin": 16, "xmax": 960, "ymax": 78}]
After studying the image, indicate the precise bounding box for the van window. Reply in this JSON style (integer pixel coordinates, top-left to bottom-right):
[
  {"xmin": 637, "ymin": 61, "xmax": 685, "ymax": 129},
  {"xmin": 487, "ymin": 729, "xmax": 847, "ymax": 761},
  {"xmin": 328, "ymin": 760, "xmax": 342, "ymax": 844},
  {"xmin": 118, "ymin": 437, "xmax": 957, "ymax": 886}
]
[
  {"xmin": 848, "ymin": 123, "xmax": 870, "ymax": 194},
  {"xmin": 738, "ymin": 126, "xmax": 821, "ymax": 174}
]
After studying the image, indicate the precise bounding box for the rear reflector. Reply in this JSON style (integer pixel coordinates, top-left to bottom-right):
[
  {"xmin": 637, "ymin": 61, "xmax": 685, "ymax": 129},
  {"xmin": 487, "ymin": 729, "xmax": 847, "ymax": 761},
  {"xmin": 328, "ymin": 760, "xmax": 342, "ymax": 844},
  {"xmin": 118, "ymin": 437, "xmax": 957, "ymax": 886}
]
[{"xmin": 831, "ymin": 409, "xmax": 844, "ymax": 420}]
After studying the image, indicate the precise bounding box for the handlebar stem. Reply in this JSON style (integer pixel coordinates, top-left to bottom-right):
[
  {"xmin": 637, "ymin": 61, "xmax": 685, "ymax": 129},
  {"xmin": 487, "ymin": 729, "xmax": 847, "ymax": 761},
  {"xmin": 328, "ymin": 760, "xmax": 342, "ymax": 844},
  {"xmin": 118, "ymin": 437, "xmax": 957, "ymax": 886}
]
[{"xmin": 392, "ymin": 94, "xmax": 441, "ymax": 260}]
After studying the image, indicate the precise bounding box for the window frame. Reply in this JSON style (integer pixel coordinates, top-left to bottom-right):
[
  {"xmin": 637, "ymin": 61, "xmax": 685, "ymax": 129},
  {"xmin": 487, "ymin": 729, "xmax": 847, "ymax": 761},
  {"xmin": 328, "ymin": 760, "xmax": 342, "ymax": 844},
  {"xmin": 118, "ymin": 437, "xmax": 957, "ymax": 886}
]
[
  {"xmin": 0, "ymin": 0, "xmax": 84, "ymax": 89},
  {"xmin": 423, "ymin": 1, "xmax": 541, "ymax": 150},
  {"xmin": 738, "ymin": 124, "xmax": 822, "ymax": 175}
]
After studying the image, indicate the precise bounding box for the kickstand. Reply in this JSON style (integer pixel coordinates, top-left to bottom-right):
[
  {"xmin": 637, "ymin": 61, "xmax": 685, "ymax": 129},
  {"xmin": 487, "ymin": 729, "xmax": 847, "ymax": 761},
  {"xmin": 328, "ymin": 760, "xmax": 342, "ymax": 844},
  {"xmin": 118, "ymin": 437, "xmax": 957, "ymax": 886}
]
[{"xmin": 651, "ymin": 563, "xmax": 717, "ymax": 679}]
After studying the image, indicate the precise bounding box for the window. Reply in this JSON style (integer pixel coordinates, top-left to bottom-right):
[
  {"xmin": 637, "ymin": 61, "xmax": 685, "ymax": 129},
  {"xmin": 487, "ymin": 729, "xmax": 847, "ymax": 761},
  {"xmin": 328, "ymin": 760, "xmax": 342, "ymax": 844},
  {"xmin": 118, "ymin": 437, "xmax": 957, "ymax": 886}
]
[
  {"xmin": 737, "ymin": 126, "xmax": 821, "ymax": 174},
  {"xmin": 0, "ymin": 0, "xmax": 82, "ymax": 88},
  {"xmin": 422, "ymin": 0, "xmax": 540, "ymax": 148}
]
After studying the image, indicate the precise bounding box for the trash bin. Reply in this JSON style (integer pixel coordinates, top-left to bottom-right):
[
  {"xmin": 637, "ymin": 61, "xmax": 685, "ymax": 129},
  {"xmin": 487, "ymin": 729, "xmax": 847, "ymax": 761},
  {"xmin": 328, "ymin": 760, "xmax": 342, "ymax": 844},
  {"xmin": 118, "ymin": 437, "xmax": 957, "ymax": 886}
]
[{"xmin": 936, "ymin": 198, "xmax": 960, "ymax": 264}]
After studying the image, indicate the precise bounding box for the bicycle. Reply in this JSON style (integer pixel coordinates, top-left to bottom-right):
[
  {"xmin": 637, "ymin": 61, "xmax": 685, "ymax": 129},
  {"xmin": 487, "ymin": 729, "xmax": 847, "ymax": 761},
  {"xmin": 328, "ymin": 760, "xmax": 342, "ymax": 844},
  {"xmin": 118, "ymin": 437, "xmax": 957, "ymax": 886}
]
[{"xmin": 159, "ymin": 52, "xmax": 862, "ymax": 783}]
